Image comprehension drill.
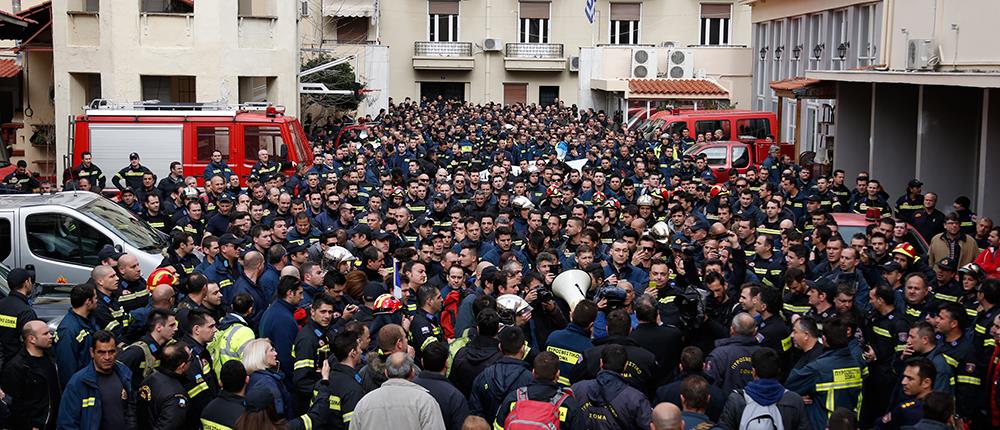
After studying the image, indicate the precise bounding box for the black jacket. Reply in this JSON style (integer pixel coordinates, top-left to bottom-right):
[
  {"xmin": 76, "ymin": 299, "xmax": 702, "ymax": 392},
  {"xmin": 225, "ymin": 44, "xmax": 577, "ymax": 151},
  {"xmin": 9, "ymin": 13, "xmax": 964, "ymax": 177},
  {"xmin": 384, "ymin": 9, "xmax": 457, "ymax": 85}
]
[
  {"xmin": 136, "ymin": 369, "xmax": 189, "ymax": 430},
  {"xmin": 291, "ymin": 320, "xmax": 331, "ymax": 413},
  {"xmin": 654, "ymin": 370, "xmax": 728, "ymax": 421},
  {"xmin": 0, "ymin": 348, "xmax": 61, "ymax": 430},
  {"xmin": 180, "ymin": 335, "xmax": 219, "ymax": 429},
  {"xmin": 629, "ymin": 322, "xmax": 683, "ymax": 385},
  {"xmin": 493, "ymin": 380, "xmax": 585, "ymax": 430},
  {"xmin": 414, "ymin": 370, "xmax": 470, "ymax": 430},
  {"xmin": 0, "ymin": 291, "xmax": 36, "ymax": 365},
  {"xmin": 199, "ymin": 391, "xmax": 246, "ymax": 430},
  {"xmin": 570, "ymin": 335, "xmax": 659, "ymax": 397},
  {"xmin": 449, "ymin": 334, "xmax": 502, "ymax": 397},
  {"xmin": 571, "ymin": 370, "xmax": 653, "ymax": 430},
  {"xmin": 321, "ymin": 362, "xmax": 366, "ymax": 430},
  {"xmin": 704, "ymin": 335, "xmax": 763, "ymax": 394},
  {"xmin": 469, "ymin": 356, "xmax": 533, "ymax": 424}
]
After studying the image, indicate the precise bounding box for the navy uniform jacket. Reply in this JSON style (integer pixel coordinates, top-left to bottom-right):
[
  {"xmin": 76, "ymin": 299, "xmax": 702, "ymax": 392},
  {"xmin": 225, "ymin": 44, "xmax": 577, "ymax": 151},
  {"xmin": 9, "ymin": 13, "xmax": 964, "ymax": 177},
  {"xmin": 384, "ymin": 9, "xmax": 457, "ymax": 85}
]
[
  {"xmin": 786, "ymin": 345, "xmax": 867, "ymax": 430},
  {"xmin": 56, "ymin": 362, "xmax": 136, "ymax": 430},
  {"xmin": 875, "ymin": 399, "xmax": 924, "ymax": 430},
  {"xmin": 704, "ymin": 335, "xmax": 762, "ymax": 394},
  {"xmin": 54, "ymin": 310, "xmax": 97, "ymax": 388},
  {"xmin": 545, "ymin": 323, "xmax": 593, "ymax": 386},
  {"xmin": 414, "ymin": 370, "xmax": 470, "ymax": 430}
]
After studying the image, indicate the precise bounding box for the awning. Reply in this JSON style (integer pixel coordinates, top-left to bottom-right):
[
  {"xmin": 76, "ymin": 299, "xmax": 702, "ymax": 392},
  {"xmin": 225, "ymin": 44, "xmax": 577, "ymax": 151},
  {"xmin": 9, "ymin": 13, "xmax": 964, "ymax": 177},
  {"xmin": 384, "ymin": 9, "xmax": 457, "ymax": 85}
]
[
  {"xmin": 0, "ymin": 9, "xmax": 36, "ymax": 40},
  {"xmin": 769, "ymin": 77, "xmax": 835, "ymax": 99},
  {"xmin": 626, "ymin": 78, "xmax": 729, "ymax": 99},
  {"xmin": 0, "ymin": 59, "xmax": 21, "ymax": 78},
  {"xmin": 325, "ymin": 0, "xmax": 375, "ymax": 17}
]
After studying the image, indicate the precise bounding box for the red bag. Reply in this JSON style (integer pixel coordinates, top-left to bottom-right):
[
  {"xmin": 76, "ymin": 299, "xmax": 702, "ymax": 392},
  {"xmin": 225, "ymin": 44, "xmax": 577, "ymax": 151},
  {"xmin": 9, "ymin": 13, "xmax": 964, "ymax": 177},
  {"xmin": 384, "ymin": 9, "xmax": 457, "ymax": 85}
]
[
  {"xmin": 440, "ymin": 289, "xmax": 464, "ymax": 339},
  {"xmin": 504, "ymin": 387, "xmax": 572, "ymax": 430}
]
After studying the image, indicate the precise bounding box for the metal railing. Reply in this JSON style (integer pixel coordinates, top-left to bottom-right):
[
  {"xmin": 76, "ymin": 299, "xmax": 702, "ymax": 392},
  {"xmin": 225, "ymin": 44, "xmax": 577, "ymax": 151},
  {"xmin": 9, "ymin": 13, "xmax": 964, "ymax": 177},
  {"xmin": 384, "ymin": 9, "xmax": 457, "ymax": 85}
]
[
  {"xmin": 414, "ymin": 41, "xmax": 473, "ymax": 57},
  {"xmin": 504, "ymin": 43, "xmax": 564, "ymax": 58}
]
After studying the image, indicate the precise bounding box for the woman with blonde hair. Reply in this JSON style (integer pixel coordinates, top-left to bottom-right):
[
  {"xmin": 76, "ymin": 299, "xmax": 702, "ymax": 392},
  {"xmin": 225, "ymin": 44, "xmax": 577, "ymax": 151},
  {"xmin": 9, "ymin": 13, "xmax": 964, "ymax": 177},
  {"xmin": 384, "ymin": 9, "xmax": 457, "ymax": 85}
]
[{"xmin": 242, "ymin": 338, "xmax": 293, "ymax": 419}]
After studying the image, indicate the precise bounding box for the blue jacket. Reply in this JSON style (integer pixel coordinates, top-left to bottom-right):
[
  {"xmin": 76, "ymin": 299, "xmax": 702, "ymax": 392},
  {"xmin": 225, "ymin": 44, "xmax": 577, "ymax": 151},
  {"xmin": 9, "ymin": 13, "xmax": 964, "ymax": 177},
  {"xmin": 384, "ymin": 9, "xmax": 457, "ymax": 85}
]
[
  {"xmin": 469, "ymin": 356, "xmax": 533, "ymax": 424},
  {"xmin": 203, "ymin": 257, "xmax": 240, "ymax": 304},
  {"xmin": 54, "ymin": 310, "xmax": 97, "ymax": 388},
  {"xmin": 571, "ymin": 370, "xmax": 652, "ymax": 430},
  {"xmin": 260, "ymin": 299, "xmax": 298, "ymax": 378},
  {"xmin": 603, "ymin": 261, "xmax": 649, "ymax": 291},
  {"xmin": 785, "ymin": 346, "xmax": 867, "ymax": 430},
  {"xmin": 232, "ymin": 271, "xmax": 268, "ymax": 325},
  {"xmin": 259, "ymin": 264, "xmax": 281, "ymax": 306},
  {"xmin": 246, "ymin": 369, "xmax": 293, "ymax": 419},
  {"xmin": 704, "ymin": 335, "xmax": 762, "ymax": 394},
  {"xmin": 544, "ymin": 323, "xmax": 593, "ymax": 386},
  {"xmin": 203, "ymin": 161, "xmax": 234, "ymax": 182},
  {"xmin": 56, "ymin": 362, "xmax": 135, "ymax": 430}
]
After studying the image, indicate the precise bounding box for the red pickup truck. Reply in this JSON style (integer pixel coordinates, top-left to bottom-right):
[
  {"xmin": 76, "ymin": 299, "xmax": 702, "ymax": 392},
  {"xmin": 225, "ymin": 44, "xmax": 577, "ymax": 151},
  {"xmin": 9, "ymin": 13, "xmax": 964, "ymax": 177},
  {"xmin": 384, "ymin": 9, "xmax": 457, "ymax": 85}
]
[{"xmin": 683, "ymin": 140, "xmax": 795, "ymax": 183}]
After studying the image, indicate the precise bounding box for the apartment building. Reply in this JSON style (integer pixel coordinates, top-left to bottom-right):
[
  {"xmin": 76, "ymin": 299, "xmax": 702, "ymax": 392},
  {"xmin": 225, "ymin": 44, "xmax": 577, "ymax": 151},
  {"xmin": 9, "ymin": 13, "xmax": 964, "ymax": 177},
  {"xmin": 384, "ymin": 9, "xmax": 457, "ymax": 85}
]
[
  {"xmin": 745, "ymin": 0, "xmax": 1000, "ymax": 218},
  {"xmin": 46, "ymin": 0, "xmax": 300, "ymax": 181},
  {"xmin": 306, "ymin": 0, "xmax": 755, "ymax": 113}
]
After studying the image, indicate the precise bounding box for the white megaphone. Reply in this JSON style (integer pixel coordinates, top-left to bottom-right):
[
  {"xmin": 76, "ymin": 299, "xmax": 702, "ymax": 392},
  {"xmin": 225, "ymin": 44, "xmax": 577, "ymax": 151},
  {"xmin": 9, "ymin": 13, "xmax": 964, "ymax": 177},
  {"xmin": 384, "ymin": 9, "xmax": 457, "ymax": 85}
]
[{"xmin": 552, "ymin": 269, "xmax": 592, "ymax": 313}]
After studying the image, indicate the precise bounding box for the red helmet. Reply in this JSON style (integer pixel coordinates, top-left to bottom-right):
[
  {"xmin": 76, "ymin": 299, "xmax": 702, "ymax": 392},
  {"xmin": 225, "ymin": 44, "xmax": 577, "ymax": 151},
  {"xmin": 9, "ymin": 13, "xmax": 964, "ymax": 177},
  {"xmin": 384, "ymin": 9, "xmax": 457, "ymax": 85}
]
[
  {"xmin": 891, "ymin": 243, "xmax": 919, "ymax": 262},
  {"xmin": 146, "ymin": 268, "xmax": 176, "ymax": 291},
  {"xmin": 373, "ymin": 294, "xmax": 403, "ymax": 315}
]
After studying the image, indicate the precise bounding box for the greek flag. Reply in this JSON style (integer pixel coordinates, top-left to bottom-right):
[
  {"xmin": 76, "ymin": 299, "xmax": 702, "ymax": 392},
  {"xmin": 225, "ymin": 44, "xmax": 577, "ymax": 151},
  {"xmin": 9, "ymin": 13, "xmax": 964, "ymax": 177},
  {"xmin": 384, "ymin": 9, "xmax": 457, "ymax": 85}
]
[{"xmin": 585, "ymin": 0, "xmax": 596, "ymax": 24}]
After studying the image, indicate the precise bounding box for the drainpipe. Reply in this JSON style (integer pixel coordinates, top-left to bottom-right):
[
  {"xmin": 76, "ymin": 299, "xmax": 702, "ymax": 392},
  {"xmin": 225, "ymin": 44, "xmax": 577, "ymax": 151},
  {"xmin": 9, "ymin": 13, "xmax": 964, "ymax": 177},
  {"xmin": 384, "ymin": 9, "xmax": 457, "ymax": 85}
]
[{"xmin": 485, "ymin": 0, "xmax": 492, "ymax": 102}]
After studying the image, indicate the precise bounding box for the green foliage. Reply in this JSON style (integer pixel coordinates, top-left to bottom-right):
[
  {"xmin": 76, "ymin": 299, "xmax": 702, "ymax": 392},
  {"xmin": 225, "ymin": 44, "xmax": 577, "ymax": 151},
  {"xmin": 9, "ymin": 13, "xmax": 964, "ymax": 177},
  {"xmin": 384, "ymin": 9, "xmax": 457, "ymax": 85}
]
[{"xmin": 301, "ymin": 55, "xmax": 362, "ymax": 111}]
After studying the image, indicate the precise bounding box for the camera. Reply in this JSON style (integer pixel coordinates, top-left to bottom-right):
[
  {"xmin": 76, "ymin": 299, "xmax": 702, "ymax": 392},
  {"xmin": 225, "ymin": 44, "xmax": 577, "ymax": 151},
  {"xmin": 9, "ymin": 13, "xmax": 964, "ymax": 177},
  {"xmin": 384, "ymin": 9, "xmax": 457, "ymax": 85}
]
[
  {"xmin": 595, "ymin": 286, "xmax": 627, "ymax": 311},
  {"xmin": 532, "ymin": 287, "xmax": 553, "ymax": 306}
]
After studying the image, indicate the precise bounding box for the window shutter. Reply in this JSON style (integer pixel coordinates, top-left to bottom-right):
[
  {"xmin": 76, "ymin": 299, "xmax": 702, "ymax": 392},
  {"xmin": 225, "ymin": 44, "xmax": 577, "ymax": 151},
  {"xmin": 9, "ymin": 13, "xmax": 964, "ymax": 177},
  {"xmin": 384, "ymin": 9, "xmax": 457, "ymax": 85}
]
[
  {"xmin": 519, "ymin": 1, "xmax": 550, "ymax": 20},
  {"xmin": 701, "ymin": 3, "xmax": 731, "ymax": 19},
  {"xmin": 428, "ymin": 0, "xmax": 459, "ymax": 15},
  {"xmin": 503, "ymin": 83, "xmax": 527, "ymax": 105},
  {"xmin": 610, "ymin": 3, "xmax": 641, "ymax": 21}
]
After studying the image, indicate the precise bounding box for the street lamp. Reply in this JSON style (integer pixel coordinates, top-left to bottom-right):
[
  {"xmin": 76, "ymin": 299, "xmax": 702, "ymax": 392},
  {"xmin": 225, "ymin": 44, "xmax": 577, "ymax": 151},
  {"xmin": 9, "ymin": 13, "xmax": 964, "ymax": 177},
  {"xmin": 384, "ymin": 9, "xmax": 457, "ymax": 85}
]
[
  {"xmin": 774, "ymin": 46, "xmax": 784, "ymax": 60},
  {"xmin": 837, "ymin": 42, "xmax": 850, "ymax": 59},
  {"xmin": 759, "ymin": 46, "xmax": 768, "ymax": 60},
  {"xmin": 792, "ymin": 45, "xmax": 802, "ymax": 60},
  {"xmin": 812, "ymin": 43, "xmax": 824, "ymax": 60}
]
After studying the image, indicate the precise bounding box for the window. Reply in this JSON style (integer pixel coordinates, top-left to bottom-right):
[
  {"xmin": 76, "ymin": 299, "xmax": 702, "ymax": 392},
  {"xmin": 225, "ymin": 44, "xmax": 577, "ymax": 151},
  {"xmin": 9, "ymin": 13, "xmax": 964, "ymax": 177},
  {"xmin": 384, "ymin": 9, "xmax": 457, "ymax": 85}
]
[
  {"xmin": 25, "ymin": 213, "xmax": 111, "ymax": 266},
  {"xmin": 238, "ymin": 0, "xmax": 274, "ymax": 17},
  {"xmin": 736, "ymin": 118, "xmax": 771, "ymax": 139},
  {"xmin": 428, "ymin": 0, "xmax": 459, "ymax": 42},
  {"xmin": 519, "ymin": 2, "xmax": 550, "ymax": 43},
  {"xmin": 789, "ymin": 18, "xmax": 802, "ymax": 76},
  {"xmin": 539, "ymin": 86, "xmax": 559, "ymax": 107},
  {"xmin": 831, "ymin": 9, "xmax": 848, "ymax": 69},
  {"xmin": 141, "ymin": 76, "xmax": 196, "ymax": 103},
  {"xmin": 337, "ymin": 17, "xmax": 369, "ymax": 43},
  {"xmin": 667, "ymin": 121, "xmax": 689, "ymax": 136},
  {"xmin": 0, "ymin": 218, "xmax": 10, "ymax": 263},
  {"xmin": 808, "ymin": 14, "xmax": 823, "ymax": 70},
  {"xmin": 69, "ymin": 0, "xmax": 100, "ymax": 12},
  {"xmin": 197, "ymin": 127, "xmax": 230, "ymax": 162},
  {"xmin": 696, "ymin": 120, "xmax": 730, "ymax": 139},
  {"xmin": 140, "ymin": 0, "xmax": 193, "ymax": 14},
  {"xmin": 239, "ymin": 76, "xmax": 275, "ymax": 103},
  {"xmin": 609, "ymin": 3, "xmax": 640, "ymax": 45},
  {"xmin": 755, "ymin": 23, "xmax": 767, "ymax": 97},
  {"xmin": 856, "ymin": 3, "xmax": 878, "ymax": 66},
  {"xmin": 732, "ymin": 146, "xmax": 750, "ymax": 169},
  {"xmin": 700, "ymin": 3, "xmax": 731, "ymax": 45},
  {"xmin": 771, "ymin": 20, "xmax": 783, "ymax": 82},
  {"xmin": 702, "ymin": 146, "xmax": 728, "ymax": 166},
  {"xmin": 244, "ymin": 126, "xmax": 287, "ymax": 164}
]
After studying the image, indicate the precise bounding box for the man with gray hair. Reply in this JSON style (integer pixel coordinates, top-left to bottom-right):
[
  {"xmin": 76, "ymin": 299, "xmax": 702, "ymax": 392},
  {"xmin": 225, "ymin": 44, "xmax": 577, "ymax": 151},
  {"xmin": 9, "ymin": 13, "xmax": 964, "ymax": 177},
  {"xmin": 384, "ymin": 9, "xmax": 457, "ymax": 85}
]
[
  {"xmin": 351, "ymin": 351, "xmax": 446, "ymax": 429},
  {"xmin": 704, "ymin": 312, "xmax": 763, "ymax": 393}
]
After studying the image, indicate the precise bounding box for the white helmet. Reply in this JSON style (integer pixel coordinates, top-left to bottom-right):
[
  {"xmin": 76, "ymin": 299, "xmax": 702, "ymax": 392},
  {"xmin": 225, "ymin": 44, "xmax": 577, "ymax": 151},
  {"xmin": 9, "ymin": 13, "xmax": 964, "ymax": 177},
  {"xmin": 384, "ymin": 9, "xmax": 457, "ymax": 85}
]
[
  {"xmin": 512, "ymin": 196, "xmax": 534, "ymax": 210},
  {"xmin": 650, "ymin": 221, "xmax": 671, "ymax": 244},
  {"xmin": 324, "ymin": 246, "xmax": 357, "ymax": 264},
  {"xmin": 637, "ymin": 194, "xmax": 654, "ymax": 207}
]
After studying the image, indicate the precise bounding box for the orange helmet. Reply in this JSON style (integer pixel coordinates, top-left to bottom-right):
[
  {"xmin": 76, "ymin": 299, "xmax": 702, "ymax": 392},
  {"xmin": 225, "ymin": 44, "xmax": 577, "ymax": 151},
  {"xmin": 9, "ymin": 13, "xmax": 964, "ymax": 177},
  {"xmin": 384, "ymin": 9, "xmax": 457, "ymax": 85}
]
[
  {"xmin": 891, "ymin": 243, "xmax": 919, "ymax": 262},
  {"xmin": 146, "ymin": 267, "xmax": 176, "ymax": 291},
  {"xmin": 709, "ymin": 185, "xmax": 728, "ymax": 198},
  {"xmin": 373, "ymin": 294, "xmax": 403, "ymax": 315}
]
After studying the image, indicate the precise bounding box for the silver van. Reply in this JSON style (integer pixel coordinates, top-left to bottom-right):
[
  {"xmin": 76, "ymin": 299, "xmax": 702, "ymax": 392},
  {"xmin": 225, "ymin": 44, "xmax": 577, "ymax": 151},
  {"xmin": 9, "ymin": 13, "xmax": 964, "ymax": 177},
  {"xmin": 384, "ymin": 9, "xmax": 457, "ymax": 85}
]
[{"xmin": 0, "ymin": 192, "xmax": 167, "ymax": 284}]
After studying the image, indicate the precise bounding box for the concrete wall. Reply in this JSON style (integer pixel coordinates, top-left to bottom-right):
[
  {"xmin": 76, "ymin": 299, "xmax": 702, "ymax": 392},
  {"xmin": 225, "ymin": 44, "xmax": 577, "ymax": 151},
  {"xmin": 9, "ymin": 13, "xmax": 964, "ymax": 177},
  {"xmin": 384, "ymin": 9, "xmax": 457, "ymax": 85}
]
[
  {"xmin": 832, "ymin": 82, "xmax": 871, "ymax": 176},
  {"xmin": 870, "ymin": 83, "xmax": 917, "ymax": 195},
  {"xmin": 980, "ymin": 89, "xmax": 1000, "ymax": 218},
  {"xmin": 888, "ymin": 0, "xmax": 1000, "ymax": 71},
  {"xmin": 52, "ymin": 0, "xmax": 300, "ymax": 179},
  {"xmin": 916, "ymin": 85, "xmax": 981, "ymax": 211}
]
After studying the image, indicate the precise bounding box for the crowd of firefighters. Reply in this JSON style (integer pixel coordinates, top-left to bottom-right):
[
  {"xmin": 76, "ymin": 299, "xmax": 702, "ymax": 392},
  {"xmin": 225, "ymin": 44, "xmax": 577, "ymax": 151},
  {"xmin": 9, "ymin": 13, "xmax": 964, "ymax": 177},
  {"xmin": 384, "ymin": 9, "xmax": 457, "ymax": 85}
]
[{"xmin": 0, "ymin": 96, "xmax": 999, "ymax": 430}]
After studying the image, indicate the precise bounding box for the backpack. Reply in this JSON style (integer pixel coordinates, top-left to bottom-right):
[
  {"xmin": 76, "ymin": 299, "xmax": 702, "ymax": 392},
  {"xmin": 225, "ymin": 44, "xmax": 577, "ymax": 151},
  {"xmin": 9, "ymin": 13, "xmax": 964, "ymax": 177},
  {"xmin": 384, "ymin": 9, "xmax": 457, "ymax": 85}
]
[
  {"xmin": 125, "ymin": 340, "xmax": 158, "ymax": 381},
  {"xmin": 738, "ymin": 390, "xmax": 785, "ymax": 430},
  {"xmin": 440, "ymin": 288, "xmax": 469, "ymax": 339},
  {"xmin": 505, "ymin": 387, "xmax": 572, "ymax": 430}
]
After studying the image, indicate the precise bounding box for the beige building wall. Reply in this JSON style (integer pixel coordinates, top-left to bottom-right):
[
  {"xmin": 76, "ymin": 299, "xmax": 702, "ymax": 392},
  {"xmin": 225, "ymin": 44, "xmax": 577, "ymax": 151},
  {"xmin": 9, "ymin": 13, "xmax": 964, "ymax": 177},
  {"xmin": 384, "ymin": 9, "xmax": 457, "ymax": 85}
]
[
  {"xmin": 314, "ymin": 0, "xmax": 753, "ymax": 111},
  {"xmin": 52, "ymin": 0, "xmax": 300, "ymax": 180}
]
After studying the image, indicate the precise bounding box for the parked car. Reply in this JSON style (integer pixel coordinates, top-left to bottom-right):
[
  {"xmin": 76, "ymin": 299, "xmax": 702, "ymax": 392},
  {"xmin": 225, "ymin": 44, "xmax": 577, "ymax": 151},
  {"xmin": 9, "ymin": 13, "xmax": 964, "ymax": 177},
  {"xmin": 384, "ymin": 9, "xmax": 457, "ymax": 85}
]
[
  {"xmin": 0, "ymin": 191, "xmax": 167, "ymax": 285},
  {"xmin": 0, "ymin": 262, "xmax": 72, "ymax": 331},
  {"xmin": 682, "ymin": 140, "xmax": 796, "ymax": 183},
  {"xmin": 831, "ymin": 212, "xmax": 930, "ymax": 257}
]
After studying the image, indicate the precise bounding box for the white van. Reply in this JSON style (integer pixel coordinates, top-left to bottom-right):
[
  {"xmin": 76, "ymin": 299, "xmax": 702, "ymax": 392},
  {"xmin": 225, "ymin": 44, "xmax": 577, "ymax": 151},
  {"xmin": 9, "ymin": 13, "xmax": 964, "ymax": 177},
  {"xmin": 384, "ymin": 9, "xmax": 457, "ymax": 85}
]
[{"xmin": 0, "ymin": 192, "xmax": 167, "ymax": 284}]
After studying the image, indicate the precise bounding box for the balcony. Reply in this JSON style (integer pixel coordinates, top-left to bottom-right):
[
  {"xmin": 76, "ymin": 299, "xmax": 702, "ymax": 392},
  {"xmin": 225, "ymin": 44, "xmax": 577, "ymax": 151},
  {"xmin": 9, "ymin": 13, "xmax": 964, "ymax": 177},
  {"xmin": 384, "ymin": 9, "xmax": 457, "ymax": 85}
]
[
  {"xmin": 504, "ymin": 43, "xmax": 566, "ymax": 72},
  {"xmin": 412, "ymin": 41, "xmax": 475, "ymax": 70}
]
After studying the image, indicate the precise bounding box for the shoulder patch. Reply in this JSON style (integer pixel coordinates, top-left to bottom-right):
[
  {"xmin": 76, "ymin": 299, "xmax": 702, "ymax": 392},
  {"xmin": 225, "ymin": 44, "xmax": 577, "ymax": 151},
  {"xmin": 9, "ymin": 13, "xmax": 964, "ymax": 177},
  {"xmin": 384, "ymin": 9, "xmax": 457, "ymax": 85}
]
[{"xmin": 421, "ymin": 326, "xmax": 430, "ymax": 335}]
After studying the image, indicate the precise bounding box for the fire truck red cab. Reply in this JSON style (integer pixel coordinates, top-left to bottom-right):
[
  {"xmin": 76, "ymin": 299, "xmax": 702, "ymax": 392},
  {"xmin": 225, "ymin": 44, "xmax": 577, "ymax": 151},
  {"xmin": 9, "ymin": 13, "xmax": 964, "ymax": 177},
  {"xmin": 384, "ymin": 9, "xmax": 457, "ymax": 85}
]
[{"xmin": 69, "ymin": 101, "xmax": 313, "ymax": 187}]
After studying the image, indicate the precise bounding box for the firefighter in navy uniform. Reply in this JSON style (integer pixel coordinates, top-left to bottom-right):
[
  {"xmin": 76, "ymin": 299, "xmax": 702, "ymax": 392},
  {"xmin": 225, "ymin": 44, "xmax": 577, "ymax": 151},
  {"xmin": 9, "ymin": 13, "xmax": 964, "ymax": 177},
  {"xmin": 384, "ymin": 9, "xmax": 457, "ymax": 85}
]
[
  {"xmin": 137, "ymin": 342, "xmax": 191, "ymax": 430},
  {"xmin": 750, "ymin": 235, "xmax": 785, "ymax": 288},
  {"xmin": 248, "ymin": 150, "xmax": 281, "ymax": 183},
  {"xmin": 895, "ymin": 179, "xmax": 925, "ymax": 224},
  {"xmin": 72, "ymin": 151, "xmax": 106, "ymax": 189},
  {"xmin": 142, "ymin": 193, "xmax": 174, "ymax": 235},
  {"xmin": 180, "ymin": 309, "xmax": 221, "ymax": 429},
  {"xmin": 0, "ymin": 268, "xmax": 37, "ymax": 366},
  {"xmin": 781, "ymin": 268, "xmax": 813, "ymax": 321},
  {"xmin": 200, "ymin": 361, "xmax": 249, "ymax": 430},
  {"xmin": 409, "ymin": 285, "xmax": 445, "ymax": 364},
  {"xmin": 930, "ymin": 302, "xmax": 982, "ymax": 425},
  {"xmin": 113, "ymin": 152, "xmax": 155, "ymax": 192},
  {"xmin": 861, "ymin": 284, "xmax": 911, "ymax": 426},
  {"xmin": 3, "ymin": 160, "xmax": 39, "ymax": 192},
  {"xmin": 316, "ymin": 330, "xmax": 367, "ymax": 430},
  {"xmin": 291, "ymin": 295, "xmax": 335, "ymax": 414}
]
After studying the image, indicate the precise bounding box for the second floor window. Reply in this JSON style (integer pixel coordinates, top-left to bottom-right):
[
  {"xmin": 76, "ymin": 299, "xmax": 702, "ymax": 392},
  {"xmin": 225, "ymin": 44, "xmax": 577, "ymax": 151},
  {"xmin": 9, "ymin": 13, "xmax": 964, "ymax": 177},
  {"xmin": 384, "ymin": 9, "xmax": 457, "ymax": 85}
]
[
  {"xmin": 428, "ymin": 0, "xmax": 459, "ymax": 42},
  {"xmin": 609, "ymin": 3, "xmax": 640, "ymax": 45},
  {"xmin": 519, "ymin": 1, "xmax": 550, "ymax": 43},
  {"xmin": 700, "ymin": 3, "xmax": 731, "ymax": 45}
]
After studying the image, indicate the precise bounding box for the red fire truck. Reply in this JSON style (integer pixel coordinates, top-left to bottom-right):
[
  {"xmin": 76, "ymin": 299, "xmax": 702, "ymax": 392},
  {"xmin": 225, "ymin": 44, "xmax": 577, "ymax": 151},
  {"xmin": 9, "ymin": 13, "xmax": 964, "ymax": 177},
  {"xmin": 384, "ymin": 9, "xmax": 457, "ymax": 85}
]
[{"xmin": 68, "ymin": 100, "xmax": 314, "ymax": 186}]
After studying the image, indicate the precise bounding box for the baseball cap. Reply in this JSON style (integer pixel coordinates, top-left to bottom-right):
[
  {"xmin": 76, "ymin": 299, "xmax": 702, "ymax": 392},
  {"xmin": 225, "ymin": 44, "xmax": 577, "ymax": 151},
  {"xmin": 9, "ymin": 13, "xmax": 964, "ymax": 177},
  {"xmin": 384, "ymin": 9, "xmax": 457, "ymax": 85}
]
[
  {"xmin": 807, "ymin": 278, "xmax": 837, "ymax": 298},
  {"xmin": 432, "ymin": 193, "xmax": 447, "ymax": 202},
  {"xmin": 285, "ymin": 243, "xmax": 309, "ymax": 255},
  {"xmin": 908, "ymin": 179, "xmax": 923, "ymax": 188},
  {"xmin": 350, "ymin": 224, "xmax": 372, "ymax": 239},
  {"xmin": 807, "ymin": 194, "xmax": 823, "ymax": 203},
  {"xmin": 6, "ymin": 268, "xmax": 32, "ymax": 289},
  {"xmin": 882, "ymin": 261, "xmax": 903, "ymax": 273},
  {"xmin": 691, "ymin": 220, "xmax": 711, "ymax": 233},
  {"xmin": 218, "ymin": 233, "xmax": 243, "ymax": 247},
  {"xmin": 373, "ymin": 230, "xmax": 392, "ymax": 241},
  {"xmin": 936, "ymin": 257, "xmax": 957, "ymax": 272},
  {"xmin": 363, "ymin": 281, "xmax": 388, "ymax": 302},
  {"xmin": 129, "ymin": 152, "xmax": 140, "ymax": 160},
  {"xmin": 98, "ymin": 244, "xmax": 125, "ymax": 261}
]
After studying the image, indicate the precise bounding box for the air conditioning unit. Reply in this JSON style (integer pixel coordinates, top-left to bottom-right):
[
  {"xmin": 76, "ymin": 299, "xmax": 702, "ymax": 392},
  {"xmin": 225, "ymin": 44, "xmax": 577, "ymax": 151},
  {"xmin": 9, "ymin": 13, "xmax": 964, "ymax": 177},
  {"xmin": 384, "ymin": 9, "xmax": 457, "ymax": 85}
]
[
  {"xmin": 630, "ymin": 48, "xmax": 658, "ymax": 79},
  {"xmin": 483, "ymin": 38, "xmax": 503, "ymax": 52},
  {"xmin": 907, "ymin": 39, "xmax": 935, "ymax": 70},
  {"xmin": 665, "ymin": 49, "xmax": 694, "ymax": 79},
  {"xmin": 568, "ymin": 55, "xmax": 580, "ymax": 72},
  {"xmin": 300, "ymin": 0, "xmax": 308, "ymax": 16},
  {"xmin": 659, "ymin": 41, "xmax": 680, "ymax": 49}
]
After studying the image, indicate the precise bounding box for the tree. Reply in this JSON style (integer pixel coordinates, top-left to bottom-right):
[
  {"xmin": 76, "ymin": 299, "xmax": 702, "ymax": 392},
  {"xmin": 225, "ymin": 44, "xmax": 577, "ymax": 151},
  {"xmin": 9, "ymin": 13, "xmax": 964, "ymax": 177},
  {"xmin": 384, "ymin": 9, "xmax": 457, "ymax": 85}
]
[{"xmin": 300, "ymin": 54, "xmax": 363, "ymax": 112}]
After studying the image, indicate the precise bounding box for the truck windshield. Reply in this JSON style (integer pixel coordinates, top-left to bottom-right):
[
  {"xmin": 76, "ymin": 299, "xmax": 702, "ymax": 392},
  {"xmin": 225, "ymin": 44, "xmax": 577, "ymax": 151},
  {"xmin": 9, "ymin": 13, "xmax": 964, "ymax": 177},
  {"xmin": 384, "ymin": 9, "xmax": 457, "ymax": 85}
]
[{"xmin": 78, "ymin": 198, "xmax": 165, "ymax": 252}]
